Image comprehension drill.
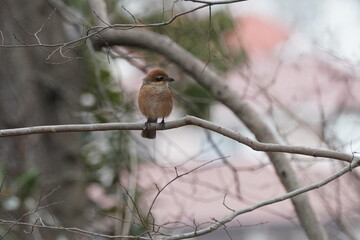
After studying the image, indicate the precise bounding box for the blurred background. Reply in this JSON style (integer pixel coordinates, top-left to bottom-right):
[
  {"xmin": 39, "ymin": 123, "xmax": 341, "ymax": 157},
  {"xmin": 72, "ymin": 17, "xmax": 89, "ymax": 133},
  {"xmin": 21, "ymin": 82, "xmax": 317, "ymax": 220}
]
[{"xmin": 1, "ymin": 0, "xmax": 360, "ymax": 239}]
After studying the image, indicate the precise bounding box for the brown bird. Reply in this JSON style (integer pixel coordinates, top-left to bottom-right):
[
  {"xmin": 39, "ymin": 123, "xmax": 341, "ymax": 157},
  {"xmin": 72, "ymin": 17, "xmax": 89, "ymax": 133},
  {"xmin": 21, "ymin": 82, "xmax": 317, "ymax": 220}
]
[{"xmin": 138, "ymin": 68, "xmax": 174, "ymax": 139}]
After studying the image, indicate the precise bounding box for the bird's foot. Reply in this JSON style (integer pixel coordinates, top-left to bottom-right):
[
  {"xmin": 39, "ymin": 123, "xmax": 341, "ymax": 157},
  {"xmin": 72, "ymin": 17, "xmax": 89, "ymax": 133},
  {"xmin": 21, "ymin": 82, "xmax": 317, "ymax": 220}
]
[
  {"xmin": 144, "ymin": 119, "xmax": 151, "ymax": 130},
  {"xmin": 160, "ymin": 118, "xmax": 165, "ymax": 130}
]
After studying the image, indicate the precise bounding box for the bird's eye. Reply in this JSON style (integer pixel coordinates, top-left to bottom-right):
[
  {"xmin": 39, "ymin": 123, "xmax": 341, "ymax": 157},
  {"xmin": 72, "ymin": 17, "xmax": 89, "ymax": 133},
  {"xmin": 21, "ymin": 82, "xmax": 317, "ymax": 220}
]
[{"xmin": 155, "ymin": 76, "xmax": 164, "ymax": 81}]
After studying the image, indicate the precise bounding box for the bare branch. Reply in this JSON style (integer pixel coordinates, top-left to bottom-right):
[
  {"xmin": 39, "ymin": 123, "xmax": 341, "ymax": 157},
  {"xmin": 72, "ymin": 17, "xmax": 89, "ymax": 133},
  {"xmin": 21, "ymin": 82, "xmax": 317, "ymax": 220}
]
[
  {"xmin": 146, "ymin": 157, "xmax": 227, "ymax": 221},
  {"xmin": 222, "ymin": 193, "xmax": 235, "ymax": 212},
  {"xmin": 121, "ymin": 5, "xmax": 138, "ymax": 24},
  {"xmin": 0, "ymin": 3, "xmax": 211, "ymax": 49},
  {"xmin": 164, "ymin": 159, "xmax": 360, "ymax": 240},
  {"xmin": 184, "ymin": 0, "xmax": 248, "ymax": 4},
  {"xmin": 0, "ymin": 31, "xmax": 4, "ymax": 44},
  {"xmin": 34, "ymin": 8, "xmax": 57, "ymax": 45},
  {"xmin": 0, "ymin": 116, "xmax": 355, "ymax": 163},
  {"xmin": 0, "ymin": 219, "xmax": 146, "ymax": 239},
  {"xmin": 88, "ymin": 0, "xmax": 110, "ymax": 25}
]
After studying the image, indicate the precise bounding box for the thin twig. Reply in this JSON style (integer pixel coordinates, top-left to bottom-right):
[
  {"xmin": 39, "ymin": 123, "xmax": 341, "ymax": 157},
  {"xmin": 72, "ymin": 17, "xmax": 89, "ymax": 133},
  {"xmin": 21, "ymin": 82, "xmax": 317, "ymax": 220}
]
[
  {"xmin": 146, "ymin": 157, "xmax": 227, "ymax": 221},
  {"xmin": 34, "ymin": 8, "xmax": 57, "ymax": 45},
  {"xmin": 0, "ymin": 4, "xmax": 208, "ymax": 50},
  {"xmin": 164, "ymin": 159, "xmax": 359, "ymax": 240},
  {"xmin": 0, "ymin": 219, "xmax": 145, "ymax": 239},
  {"xmin": 184, "ymin": 0, "xmax": 248, "ymax": 4}
]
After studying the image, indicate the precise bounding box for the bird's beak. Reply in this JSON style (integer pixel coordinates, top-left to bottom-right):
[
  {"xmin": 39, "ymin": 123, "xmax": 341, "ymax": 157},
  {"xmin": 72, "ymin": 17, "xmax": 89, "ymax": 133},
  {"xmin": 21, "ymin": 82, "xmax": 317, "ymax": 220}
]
[{"xmin": 166, "ymin": 77, "xmax": 175, "ymax": 82}]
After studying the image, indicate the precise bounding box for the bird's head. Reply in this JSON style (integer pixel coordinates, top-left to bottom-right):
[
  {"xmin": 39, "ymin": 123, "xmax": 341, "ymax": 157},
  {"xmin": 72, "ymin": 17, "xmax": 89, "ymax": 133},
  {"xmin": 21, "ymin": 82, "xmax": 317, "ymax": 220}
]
[{"xmin": 143, "ymin": 68, "xmax": 175, "ymax": 86}]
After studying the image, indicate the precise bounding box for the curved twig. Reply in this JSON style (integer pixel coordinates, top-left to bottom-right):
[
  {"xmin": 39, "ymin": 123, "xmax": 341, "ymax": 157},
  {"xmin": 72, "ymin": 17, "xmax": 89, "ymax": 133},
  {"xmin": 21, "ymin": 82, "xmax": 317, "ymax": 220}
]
[{"xmin": 162, "ymin": 158, "xmax": 360, "ymax": 240}]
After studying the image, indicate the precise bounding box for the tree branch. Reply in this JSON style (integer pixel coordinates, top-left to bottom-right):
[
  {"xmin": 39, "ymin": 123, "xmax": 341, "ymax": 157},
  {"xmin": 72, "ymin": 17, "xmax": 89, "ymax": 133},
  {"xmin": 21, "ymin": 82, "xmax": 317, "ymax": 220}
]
[
  {"xmin": 0, "ymin": 219, "xmax": 145, "ymax": 239},
  {"xmin": 0, "ymin": 116, "xmax": 355, "ymax": 163},
  {"xmin": 1, "ymin": 156, "xmax": 358, "ymax": 239},
  {"xmin": 184, "ymin": 0, "xmax": 248, "ymax": 5},
  {"xmin": 163, "ymin": 158, "xmax": 360, "ymax": 240}
]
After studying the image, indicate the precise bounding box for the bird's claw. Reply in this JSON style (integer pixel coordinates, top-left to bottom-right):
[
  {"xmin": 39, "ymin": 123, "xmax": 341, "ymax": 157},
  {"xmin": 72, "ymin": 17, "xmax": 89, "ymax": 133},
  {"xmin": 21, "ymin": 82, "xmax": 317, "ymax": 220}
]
[
  {"xmin": 160, "ymin": 118, "xmax": 165, "ymax": 130},
  {"xmin": 144, "ymin": 120, "xmax": 151, "ymax": 130}
]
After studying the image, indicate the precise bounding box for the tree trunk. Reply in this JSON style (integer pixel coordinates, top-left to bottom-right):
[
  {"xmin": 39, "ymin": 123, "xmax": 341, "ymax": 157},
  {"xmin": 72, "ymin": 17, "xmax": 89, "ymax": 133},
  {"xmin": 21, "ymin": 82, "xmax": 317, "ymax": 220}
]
[{"xmin": 0, "ymin": 0, "xmax": 87, "ymax": 238}]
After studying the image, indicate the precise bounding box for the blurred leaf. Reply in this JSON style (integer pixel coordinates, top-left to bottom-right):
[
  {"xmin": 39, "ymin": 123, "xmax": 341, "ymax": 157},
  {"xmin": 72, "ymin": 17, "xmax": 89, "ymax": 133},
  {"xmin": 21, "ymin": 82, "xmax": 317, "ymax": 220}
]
[
  {"xmin": 64, "ymin": 0, "xmax": 91, "ymax": 17},
  {"xmin": 99, "ymin": 69, "xmax": 112, "ymax": 84},
  {"xmin": 106, "ymin": 89, "xmax": 123, "ymax": 105},
  {"xmin": 182, "ymin": 84, "xmax": 213, "ymax": 119},
  {"xmin": 10, "ymin": 168, "xmax": 39, "ymax": 200},
  {"xmin": 0, "ymin": 166, "xmax": 4, "ymax": 186},
  {"xmin": 147, "ymin": 11, "xmax": 247, "ymax": 72}
]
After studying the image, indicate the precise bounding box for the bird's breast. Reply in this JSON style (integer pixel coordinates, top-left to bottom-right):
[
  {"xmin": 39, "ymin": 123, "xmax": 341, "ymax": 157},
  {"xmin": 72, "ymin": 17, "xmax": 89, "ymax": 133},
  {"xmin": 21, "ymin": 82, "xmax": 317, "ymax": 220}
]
[{"xmin": 138, "ymin": 85, "xmax": 173, "ymax": 120}]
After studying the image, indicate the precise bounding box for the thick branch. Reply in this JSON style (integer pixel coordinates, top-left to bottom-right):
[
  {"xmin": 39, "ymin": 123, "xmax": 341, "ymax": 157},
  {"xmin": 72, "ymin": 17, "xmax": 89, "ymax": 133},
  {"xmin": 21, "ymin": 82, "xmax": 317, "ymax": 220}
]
[{"xmin": 0, "ymin": 116, "xmax": 355, "ymax": 163}]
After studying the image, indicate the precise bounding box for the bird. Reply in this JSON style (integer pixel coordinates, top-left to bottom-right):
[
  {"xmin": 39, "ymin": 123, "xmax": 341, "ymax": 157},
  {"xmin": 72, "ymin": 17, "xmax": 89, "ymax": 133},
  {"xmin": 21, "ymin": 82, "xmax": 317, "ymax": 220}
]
[{"xmin": 138, "ymin": 68, "xmax": 174, "ymax": 139}]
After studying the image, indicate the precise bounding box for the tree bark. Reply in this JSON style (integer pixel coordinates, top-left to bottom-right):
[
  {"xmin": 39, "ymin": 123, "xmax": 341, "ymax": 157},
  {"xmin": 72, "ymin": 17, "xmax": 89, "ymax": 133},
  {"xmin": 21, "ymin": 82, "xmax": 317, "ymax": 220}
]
[{"xmin": 0, "ymin": 0, "xmax": 87, "ymax": 238}]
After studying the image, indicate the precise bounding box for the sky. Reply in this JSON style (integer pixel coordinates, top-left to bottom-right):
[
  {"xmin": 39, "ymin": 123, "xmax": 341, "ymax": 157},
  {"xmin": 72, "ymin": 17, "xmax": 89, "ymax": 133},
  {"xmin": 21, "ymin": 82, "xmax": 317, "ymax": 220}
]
[
  {"xmin": 229, "ymin": 0, "xmax": 360, "ymax": 152},
  {"xmin": 233, "ymin": 0, "xmax": 360, "ymax": 64}
]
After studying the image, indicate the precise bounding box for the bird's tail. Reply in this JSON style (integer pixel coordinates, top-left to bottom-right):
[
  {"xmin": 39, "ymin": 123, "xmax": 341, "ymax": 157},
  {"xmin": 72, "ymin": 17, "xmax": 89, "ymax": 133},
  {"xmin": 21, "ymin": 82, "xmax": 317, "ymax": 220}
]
[
  {"xmin": 141, "ymin": 128, "xmax": 156, "ymax": 139},
  {"xmin": 141, "ymin": 119, "xmax": 157, "ymax": 139}
]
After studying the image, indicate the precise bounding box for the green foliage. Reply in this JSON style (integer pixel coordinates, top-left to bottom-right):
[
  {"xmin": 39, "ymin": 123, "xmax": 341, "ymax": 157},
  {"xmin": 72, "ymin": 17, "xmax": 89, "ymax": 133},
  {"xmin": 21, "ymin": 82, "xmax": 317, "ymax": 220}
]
[
  {"xmin": 81, "ymin": 50, "xmax": 134, "ymax": 197},
  {"xmin": 64, "ymin": 0, "xmax": 91, "ymax": 19},
  {"xmin": 110, "ymin": 7, "xmax": 248, "ymax": 71},
  {"xmin": 130, "ymin": 223, "xmax": 148, "ymax": 236},
  {"xmin": 0, "ymin": 166, "xmax": 38, "ymax": 215},
  {"xmin": 10, "ymin": 168, "xmax": 39, "ymax": 200},
  {"xmin": 83, "ymin": 53, "xmax": 130, "ymax": 122},
  {"xmin": 148, "ymin": 11, "xmax": 247, "ymax": 72},
  {"xmin": 181, "ymin": 84, "xmax": 213, "ymax": 119}
]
